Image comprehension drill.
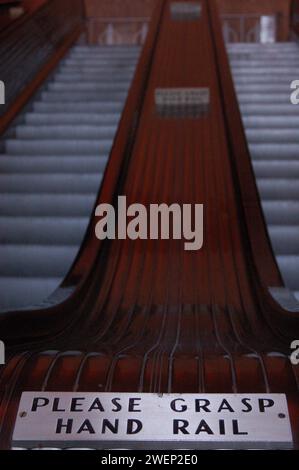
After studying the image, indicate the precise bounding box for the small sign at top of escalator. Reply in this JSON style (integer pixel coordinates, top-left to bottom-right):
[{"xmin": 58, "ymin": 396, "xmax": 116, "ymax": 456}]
[
  {"xmin": 170, "ymin": 2, "xmax": 202, "ymax": 21},
  {"xmin": 155, "ymin": 88, "xmax": 210, "ymax": 118}
]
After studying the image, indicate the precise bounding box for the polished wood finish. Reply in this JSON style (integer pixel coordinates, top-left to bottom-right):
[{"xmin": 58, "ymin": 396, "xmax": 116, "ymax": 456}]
[{"xmin": 0, "ymin": 0, "xmax": 298, "ymax": 449}]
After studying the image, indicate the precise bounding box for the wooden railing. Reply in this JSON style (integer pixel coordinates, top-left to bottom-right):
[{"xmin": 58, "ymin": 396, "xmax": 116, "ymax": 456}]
[{"xmin": 0, "ymin": 0, "xmax": 84, "ymax": 133}]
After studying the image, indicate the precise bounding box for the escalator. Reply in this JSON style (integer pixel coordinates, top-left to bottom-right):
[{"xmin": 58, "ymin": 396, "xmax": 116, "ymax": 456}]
[
  {"xmin": 228, "ymin": 42, "xmax": 299, "ymax": 302},
  {"xmin": 0, "ymin": 44, "xmax": 140, "ymax": 311},
  {"xmin": 0, "ymin": 0, "xmax": 298, "ymax": 450}
]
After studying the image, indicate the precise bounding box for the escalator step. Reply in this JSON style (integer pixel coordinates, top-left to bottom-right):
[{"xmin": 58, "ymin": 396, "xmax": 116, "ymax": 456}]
[
  {"xmin": 262, "ymin": 201, "xmax": 299, "ymax": 225},
  {"xmin": 277, "ymin": 256, "xmax": 299, "ymax": 291},
  {"xmin": 231, "ymin": 41, "xmax": 299, "ymax": 298},
  {"xmin": 0, "ymin": 217, "xmax": 89, "ymax": 245},
  {"xmin": 268, "ymin": 226, "xmax": 299, "ymax": 255},
  {"xmin": 253, "ymin": 161, "xmax": 299, "ymax": 178},
  {"xmin": 41, "ymin": 91, "xmax": 127, "ymax": 102},
  {"xmin": 0, "ymin": 193, "xmax": 96, "ymax": 217},
  {"xmin": 243, "ymin": 116, "xmax": 299, "ymax": 128},
  {"xmin": 6, "ymin": 139, "xmax": 112, "ymax": 155},
  {"xmin": 0, "ymin": 43, "xmax": 140, "ymax": 310},
  {"xmin": 0, "ymin": 277, "xmax": 62, "ymax": 311},
  {"xmin": 0, "ymin": 173, "xmax": 103, "ymax": 193},
  {"xmin": 0, "ymin": 245, "xmax": 78, "ymax": 278},
  {"xmin": 33, "ymin": 102, "xmax": 123, "ymax": 113},
  {"xmin": 0, "ymin": 155, "xmax": 108, "ymax": 173},
  {"xmin": 241, "ymin": 104, "xmax": 298, "ymax": 115},
  {"xmin": 25, "ymin": 112, "xmax": 120, "ymax": 125},
  {"xmin": 49, "ymin": 82, "xmax": 130, "ymax": 92},
  {"xmin": 257, "ymin": 179, "xmax": 299, "ymax": 200},
  {"xmin": 16, "ymin": 125, "xmax": 117, "ymax": 140},
  {"xmin": 250, "ymin": 143, "xmax": 299, "ymax": 160},
  {"xmin": 246, "ymin": 129, "xmax": 299, "ymax": 143}
]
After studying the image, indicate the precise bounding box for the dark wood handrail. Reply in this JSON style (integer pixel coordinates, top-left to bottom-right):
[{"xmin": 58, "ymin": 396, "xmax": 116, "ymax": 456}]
[
  {"xmin": 291, "ymin": 0, "xmax": 299, "ymax": 37},
  {"xmin": 0, "ymin": 0, "xmax": 84, "ymax": 135},
  {"xmin": 0, "ymin": 1, "xmax": 47, "ymax": 38}
]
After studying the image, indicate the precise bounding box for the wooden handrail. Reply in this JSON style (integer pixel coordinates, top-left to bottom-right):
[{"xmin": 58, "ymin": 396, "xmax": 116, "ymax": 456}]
[
  {"xmin": 291, "ymin": 0, "xmax": 299, "ymax": 37},
  {"xmin": 0, "ymin": 0, "xmax": 84, "ymax": 135}
]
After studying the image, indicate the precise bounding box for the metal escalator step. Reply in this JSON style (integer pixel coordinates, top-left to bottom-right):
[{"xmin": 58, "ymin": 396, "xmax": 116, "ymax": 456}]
[
  {"xmin": 6, "ymin": 139, "xmax": 112, "ymax": 155},
  {"xmin": 0, "ymin": 277, "xmax": 62, "ymax": 311},
  {"xmin": 246, "ymin": 129, "xmax": 299, "ymax": 144},
  {"xmin": 268, "ymin": 226, "xmax": 299, "ymax": 255},
  {"xmin": 49, "ymin": 82, "xmax": 130, "ymax": 92},
  {"xmin": 250, "ymin": 144, "xmax": 299, "ymax": 160},
  {"xmin": 0, "ymin": 155, "xmax": 108, "ymax": 174},
  {"xmin": 0, "ymin": 217, "xmax": 89, "ymax": 245},
  {"xmin": 16, "ymin": 125, "xmax": 117, "ymax": 140},
  {"xmin": 277, "ymin": 255, "xmax": 299, "ymax": 291},
  {"xmin": 243, "ymin": 116, "xmax": 299, "ymax": 128},
  {"xmin": 0, "ymin": 173, "xmax": 103, "ymax": 193},
  {"xmin": 33, "ymin": 101, "xmax": 123, "ymax": 113},
  {"xmin": 0, "ymin": 193, "xmax": 96, "ymax": 217},
  {"xmin": 257, "ymin": 179, "xmax": 299, "ymax": 200},
  {"xmin": 41, "ymin": 91, "xmax": 127, "ymax": 102},
  {"xmin": 25, "ymin": 112, "xmax": 120, "ymax": 125},
  {"xmin": 0, "ymin": 44, "xmax": 139, "ymax": 311},
  {"xmin": 0, "ymin": 245, "xmax": 78, "ymax": 278},
  {"xmin": 229, "ymin": 41, "xmax": 299, "ymax": 297},
  {"xmin": 241, "ymin": 104, "xmax": 299, "ymax": 116},
  {"xmin": 253, "ymin": 161, "xmax": 299, "ymax": 178}
]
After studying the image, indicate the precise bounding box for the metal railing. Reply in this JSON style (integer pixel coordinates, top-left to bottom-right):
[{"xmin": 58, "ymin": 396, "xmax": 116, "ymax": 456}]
[
  {"xmin": 86, "ymin": 17, "xmax": 151, "ymax": 45},
  {"xmin": 221, "ymin": 13, "xmax": 277, "ymax": 43}
]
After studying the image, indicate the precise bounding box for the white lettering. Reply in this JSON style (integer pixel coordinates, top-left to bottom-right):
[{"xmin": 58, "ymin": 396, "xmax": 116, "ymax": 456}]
[
  {"xmin": 0, "ymin": 81, "xmax": 5, "ymax": 105},
  {"xmin": 290, "ymin": 340, "xmax": 299, "ymax": 365},
  {"xmin": 94, "ymin": 196, "xmax": 204, "ymax": 251},
  {"xmin": 290, "ymin": 80, "xmax": 299, "ymax": 104}
]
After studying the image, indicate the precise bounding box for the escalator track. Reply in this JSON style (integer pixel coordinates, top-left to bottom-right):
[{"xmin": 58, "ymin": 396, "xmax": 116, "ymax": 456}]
[
  {"xmin": 228, "ymin": 41, "xmax": 299, "ymax": 301},
  {"xmin": 0, "ymin": 44, "xmax": 140, "ymax": 311},
  {"xmin": 0, "ymin": 0, "xmax": 298, "ymax": 449}
]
